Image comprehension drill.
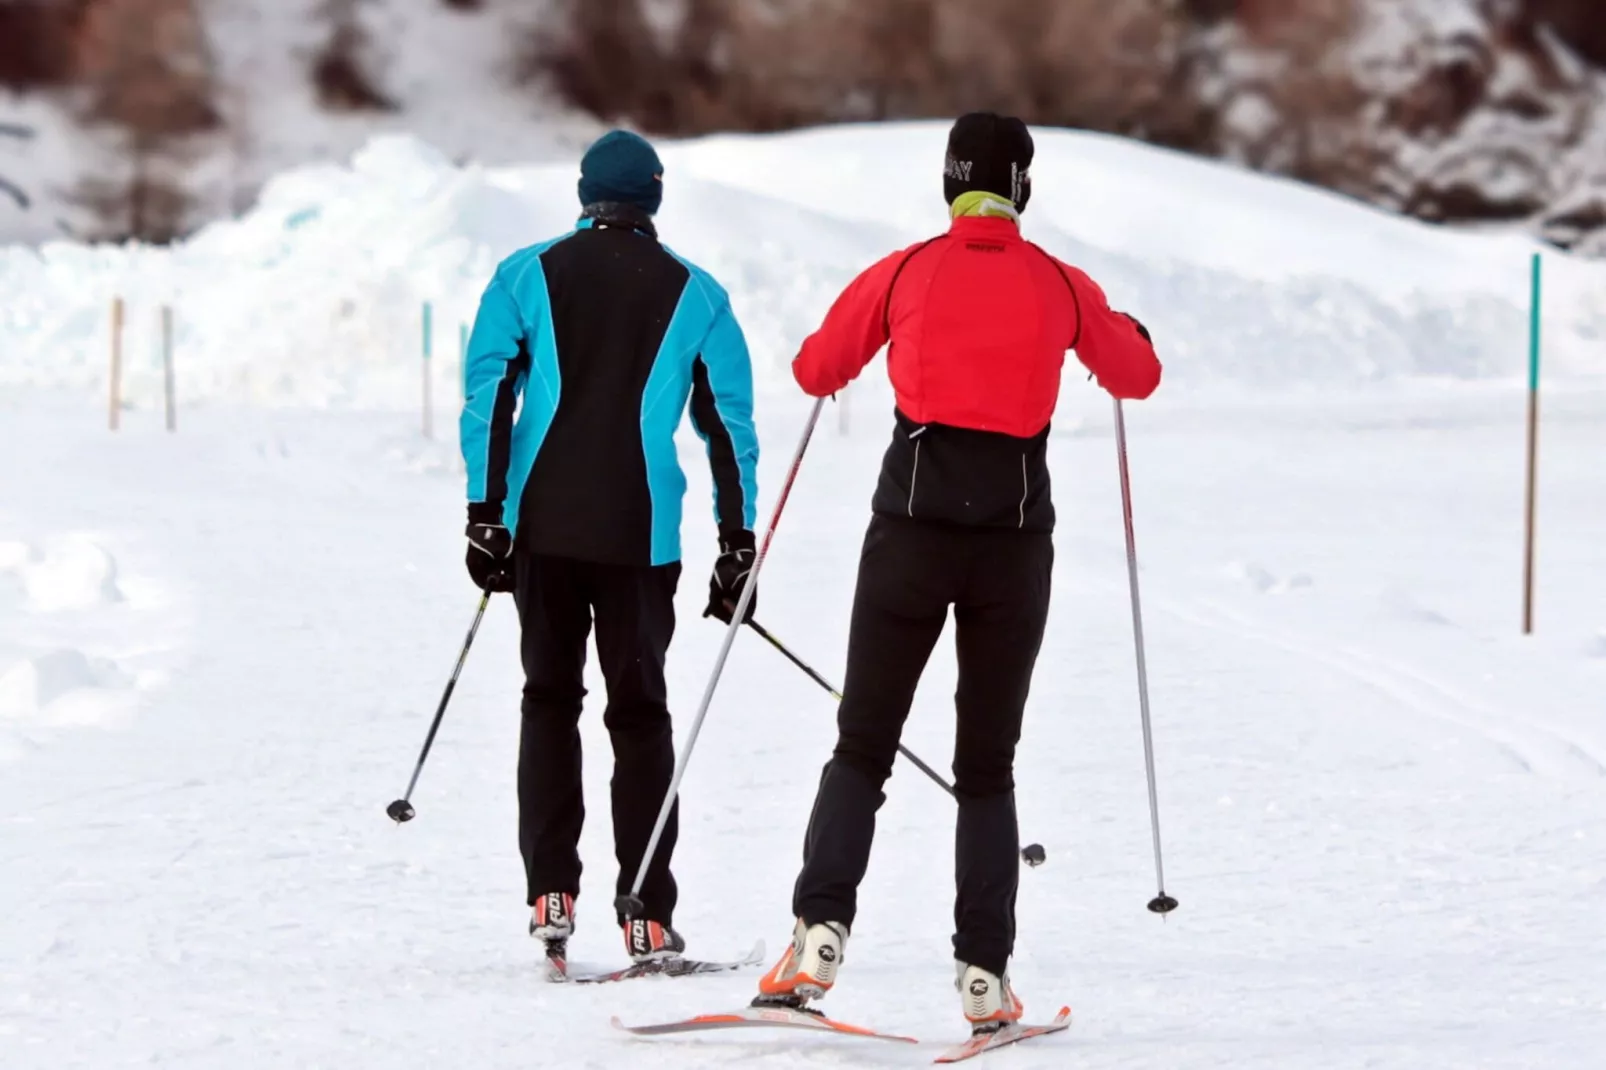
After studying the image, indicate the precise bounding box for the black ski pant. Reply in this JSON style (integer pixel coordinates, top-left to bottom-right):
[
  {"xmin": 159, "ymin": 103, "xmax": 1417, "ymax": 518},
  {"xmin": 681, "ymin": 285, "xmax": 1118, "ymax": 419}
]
[
  {"xmin": 514, "ymin": 553, "xmax": 682, "ymax": 927},
  {"xmin": 792, "ymin": 516, "xmax": 1052, "ymax": 978}
]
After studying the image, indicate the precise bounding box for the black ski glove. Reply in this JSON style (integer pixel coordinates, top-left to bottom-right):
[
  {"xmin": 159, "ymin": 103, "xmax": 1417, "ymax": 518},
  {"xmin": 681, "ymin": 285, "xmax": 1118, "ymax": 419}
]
[
  {"xmin": 705, "ymin": 529, "xmax": 757, "ymax": 624},
  {"xmin": 465, "ymin": 504, "xmax": 515, "ymax": 594}
]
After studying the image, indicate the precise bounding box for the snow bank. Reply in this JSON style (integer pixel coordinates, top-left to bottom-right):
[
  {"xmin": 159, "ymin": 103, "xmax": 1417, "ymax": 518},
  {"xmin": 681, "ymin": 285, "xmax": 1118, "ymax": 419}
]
[
  {"xmin": 0, "ymin": 528, "xmax": 164, "ymax": 762},
  {"xmin": 2, "ymin": 124, "xmax": 1603, "ymax": 407},
  {"xmin": 0, "ymin": 648, "xmax": 129, "ymax": 721},
  {"xmin": 0, "ymin": 535, "xmax": 124, "ymax": 613}
]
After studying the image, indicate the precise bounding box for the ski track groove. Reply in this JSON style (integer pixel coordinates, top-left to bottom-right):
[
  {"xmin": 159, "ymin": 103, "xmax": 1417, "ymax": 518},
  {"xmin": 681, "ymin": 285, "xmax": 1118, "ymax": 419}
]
[{"xmin": 1150, "ymin": 592, "xmax": 1606, "ymax": 785}]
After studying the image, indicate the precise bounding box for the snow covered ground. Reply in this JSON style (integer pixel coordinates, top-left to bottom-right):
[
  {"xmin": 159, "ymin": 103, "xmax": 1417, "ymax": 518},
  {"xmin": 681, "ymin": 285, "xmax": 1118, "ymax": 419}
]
[{"xmin": 3, "ymin": 124, "xmax": 1605, "ymax": 1067}]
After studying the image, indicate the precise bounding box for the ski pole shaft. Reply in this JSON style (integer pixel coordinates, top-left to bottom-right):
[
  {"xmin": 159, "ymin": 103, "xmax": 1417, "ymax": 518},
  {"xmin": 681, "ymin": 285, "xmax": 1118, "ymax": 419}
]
[
  {"xmin": 745, "ymin": 618, "xmax": 1048, "ymax": 867},
  {"xmin": 618, "ymin": 399, "xmax": 828, "ymax": 916},
  {"xmin": 745, "ymin": 619, "xmax": 951, "ymax": 796},
  {"xmin": 386, "ymin": 592, "xmax": 491, "ymax": 823},
  {"xmin": 1114, "ymin": 399, "xmax": 1177, "ymax": 914}
]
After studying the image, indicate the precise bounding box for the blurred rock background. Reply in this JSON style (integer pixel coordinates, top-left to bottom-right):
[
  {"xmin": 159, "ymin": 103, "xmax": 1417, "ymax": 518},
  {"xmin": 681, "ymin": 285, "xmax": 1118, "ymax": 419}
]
[{"xmin": 2, "ymin": 0, "xmax": 1603, "ymax": 252}]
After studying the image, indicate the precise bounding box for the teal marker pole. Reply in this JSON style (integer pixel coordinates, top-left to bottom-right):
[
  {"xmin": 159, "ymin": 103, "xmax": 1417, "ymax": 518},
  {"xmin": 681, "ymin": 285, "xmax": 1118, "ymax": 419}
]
[
  {"xmin": 422, "ymin": 301, "xmax": 434, "ymax": 439},
  {"xmin": 1522, "ymin": 254, "xmax": 1541, "ymax": 635}
]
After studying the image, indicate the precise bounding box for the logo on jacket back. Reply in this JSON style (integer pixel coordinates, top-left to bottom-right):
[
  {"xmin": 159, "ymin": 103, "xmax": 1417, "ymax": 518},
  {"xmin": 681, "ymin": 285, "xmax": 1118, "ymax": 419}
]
[{"xmin": 944, "ymin": 155, "xmax": 973, "ymax": 182}]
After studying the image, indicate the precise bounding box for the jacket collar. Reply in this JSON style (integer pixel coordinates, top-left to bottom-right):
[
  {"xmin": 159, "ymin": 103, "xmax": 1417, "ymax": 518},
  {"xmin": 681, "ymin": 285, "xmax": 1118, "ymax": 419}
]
[
  {"xmin": 946, "ymin": 215, "xmax": 1022, "ymax": 240},
  {"xmin": 579, "ymin": 201, "xmax": 658, "ymax": 238}
]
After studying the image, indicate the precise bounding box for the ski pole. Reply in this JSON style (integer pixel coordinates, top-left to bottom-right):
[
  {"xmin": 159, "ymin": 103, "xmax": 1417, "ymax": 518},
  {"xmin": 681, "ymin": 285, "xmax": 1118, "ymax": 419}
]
[
  {"xmin": 1114, "ymin": 399, "xmax": 1178, "ymax": 915},
  {"xmin": 746, "ymin": 619, "xmax": 1047, "ymax": 867},
  {"xmin": 386, "ymin": 592, "xmax": 491, "ymax": 823},
  {"xmin": 616, "ymin": 399, "xmax": 827, "ymax": 920}
]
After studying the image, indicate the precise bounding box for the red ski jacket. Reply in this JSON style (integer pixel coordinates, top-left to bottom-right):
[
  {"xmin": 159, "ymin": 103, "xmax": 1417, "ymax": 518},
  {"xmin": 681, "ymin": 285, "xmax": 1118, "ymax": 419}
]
[{"xmin": 793, "ymin": 216, "xmax": 1162, "ymax": 531}]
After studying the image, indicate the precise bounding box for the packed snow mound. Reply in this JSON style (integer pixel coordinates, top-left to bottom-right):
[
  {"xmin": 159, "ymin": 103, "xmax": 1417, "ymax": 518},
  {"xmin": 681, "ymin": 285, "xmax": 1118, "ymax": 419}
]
[
  {"xmin": 1, "ymin": 124, "xmax": 1603, "ymax": 407},
  {"xmin": 0, "ymin": 536, "xmax": 124, "ymax": 613},
  {"xmin": 0, "ymin": 649, "xmax": 129, "ymax": 721}
]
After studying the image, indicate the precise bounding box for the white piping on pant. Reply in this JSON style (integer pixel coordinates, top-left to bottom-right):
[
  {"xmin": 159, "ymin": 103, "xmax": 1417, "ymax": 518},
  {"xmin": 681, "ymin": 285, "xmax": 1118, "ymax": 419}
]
[
  {"xmin": 908, "ymin": 440, "xmax": 922, "ymax": 516},
  {"xmin": 1019, "ymin": 454, "xmax": 1028, "ymax": 529}
]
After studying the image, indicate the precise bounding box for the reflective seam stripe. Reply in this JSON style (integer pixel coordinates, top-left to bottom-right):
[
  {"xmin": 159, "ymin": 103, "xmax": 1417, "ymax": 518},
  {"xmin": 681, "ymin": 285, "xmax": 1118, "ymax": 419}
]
[
  {"xmin": 1019, "ymin": 454, "xmax": 1028, "ymax": 529},
  {"xmin": 908, "ymin": 440, "xmax": 921, "ymax": 517}
]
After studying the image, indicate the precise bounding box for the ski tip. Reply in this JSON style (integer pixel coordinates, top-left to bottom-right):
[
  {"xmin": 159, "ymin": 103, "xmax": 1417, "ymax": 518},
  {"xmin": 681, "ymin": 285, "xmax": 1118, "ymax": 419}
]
[{"xmin": 742, "ymin": 939, "xmax": 766, "ymax": 965}]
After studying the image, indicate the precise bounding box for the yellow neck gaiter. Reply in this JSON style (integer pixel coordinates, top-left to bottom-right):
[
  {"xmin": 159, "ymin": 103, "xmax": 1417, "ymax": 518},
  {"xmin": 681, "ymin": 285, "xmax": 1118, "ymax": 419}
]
[{"xmin": 950, "ymin": 191, "xmax": 1021, "ymax": 224}]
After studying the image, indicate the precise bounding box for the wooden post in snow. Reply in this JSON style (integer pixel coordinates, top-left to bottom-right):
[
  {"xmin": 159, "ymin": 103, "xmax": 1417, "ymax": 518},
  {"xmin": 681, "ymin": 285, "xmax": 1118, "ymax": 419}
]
[
  {"xmin": 161, "ymin": 305, "xmax": 176, "ymax": 432},
  {"xmin": 109, "ymin": 297, "xmax": 125, "ymax": 431},
  {"xmin": 1522, "ymin": 252, "xmax": 1542, "ymax": 636},
  {"xmin": 422, "ymin": 301, "xmax": 434, "ymax": 439}
]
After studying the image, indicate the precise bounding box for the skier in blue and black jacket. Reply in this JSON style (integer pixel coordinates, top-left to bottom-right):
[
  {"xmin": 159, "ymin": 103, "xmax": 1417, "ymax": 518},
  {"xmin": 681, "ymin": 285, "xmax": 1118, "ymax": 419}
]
[{"xmin": 459, "ymin": 130, "xmax": 760, "ymax": 968}]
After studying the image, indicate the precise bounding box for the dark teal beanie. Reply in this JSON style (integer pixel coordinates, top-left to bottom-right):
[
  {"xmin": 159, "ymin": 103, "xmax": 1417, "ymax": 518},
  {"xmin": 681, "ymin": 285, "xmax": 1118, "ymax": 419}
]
[{"xmin": 578, "ymin": 130, "xmax": 664, "ymax": 215}]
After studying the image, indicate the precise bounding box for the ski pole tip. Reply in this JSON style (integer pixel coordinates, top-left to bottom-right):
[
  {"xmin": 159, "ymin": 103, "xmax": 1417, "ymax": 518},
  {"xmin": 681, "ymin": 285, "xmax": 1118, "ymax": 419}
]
[
  {"xmin": 1147, "ymin": 893, "xmax": 1179, "ymax": 915},
  {"xmin": 1021, "ymin": 843, "xmax": 1047, "ymax": 867},
  {"xmin": 614, "ymin": 893, "xmax": 645, "ymax": 920},
  {"xmin": 386, "ymin": 799, "xmax": 416, "ymax": 824}
]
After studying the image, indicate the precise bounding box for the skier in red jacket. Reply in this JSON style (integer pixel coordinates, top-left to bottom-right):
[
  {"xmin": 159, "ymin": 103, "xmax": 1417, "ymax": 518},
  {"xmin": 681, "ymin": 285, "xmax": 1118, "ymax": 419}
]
[{"xmin": 757, "ymin": 113, "xmax": 1162, "ymax": 1032}]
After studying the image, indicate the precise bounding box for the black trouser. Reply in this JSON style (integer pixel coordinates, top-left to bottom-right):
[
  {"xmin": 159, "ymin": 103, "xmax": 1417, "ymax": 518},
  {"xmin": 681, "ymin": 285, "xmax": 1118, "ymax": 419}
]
[
  {"xmin": 514, "ymin": 553, "xmax": 682, "ymax": 926},
  {"xmin": 792, "ymin": 516, "xmax": 1052, "ymax": 977}
]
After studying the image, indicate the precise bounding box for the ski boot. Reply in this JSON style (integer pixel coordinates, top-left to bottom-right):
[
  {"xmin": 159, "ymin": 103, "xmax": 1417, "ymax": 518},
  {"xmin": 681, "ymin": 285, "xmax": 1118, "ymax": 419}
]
[
  {"xmin": 753, "ymin": 918, "xmax": 848, "ymax": 1010},
  {"xmin": 957, "ymin": 962, "xmax": 1024, "ymax": 1035},
  {"xmin": 530, "ymin": 892, "xmax": 575, "ymax": 975},
  {"xmin": 623, "ymin": 918, "xmax": 686, "ymax": 963}
]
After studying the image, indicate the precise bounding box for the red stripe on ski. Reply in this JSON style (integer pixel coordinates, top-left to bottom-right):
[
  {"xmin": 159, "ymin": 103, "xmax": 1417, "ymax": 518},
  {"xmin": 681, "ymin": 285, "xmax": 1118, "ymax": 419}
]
[
  {"xmin": 611, "ymin": 1004, "xmax": 919, "ymax": 1043},
  {"xmin": 934, "ymin": 1006, "xmax": 1072, "ymax": 1063}
]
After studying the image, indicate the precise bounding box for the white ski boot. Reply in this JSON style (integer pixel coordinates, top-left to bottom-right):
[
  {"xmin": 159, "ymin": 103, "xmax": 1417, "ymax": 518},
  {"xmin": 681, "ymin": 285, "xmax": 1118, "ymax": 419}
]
[
  {"xmin": 956, "ymin": 961, "xmax": 1024, "ymax": 1034},
  {"xmin": 755, "ymin": 918, "xmax": 849, "ymax": 1006}
]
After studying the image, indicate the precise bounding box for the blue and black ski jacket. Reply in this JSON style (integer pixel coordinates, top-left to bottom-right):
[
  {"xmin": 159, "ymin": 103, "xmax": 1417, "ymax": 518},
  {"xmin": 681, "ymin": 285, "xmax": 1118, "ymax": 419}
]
[{"xmin": 461, "ymin": 204, "xmax": 759, "ymax": 567}]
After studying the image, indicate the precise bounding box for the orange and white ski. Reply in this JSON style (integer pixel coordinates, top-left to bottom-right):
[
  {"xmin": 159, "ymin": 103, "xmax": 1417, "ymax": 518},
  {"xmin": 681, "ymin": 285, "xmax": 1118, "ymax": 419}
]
[
  {"xmin": 611, "ymin": 1003, "xmax": 919, "ymax": 1044},
  {"xmin": 934, "ymin": 1006, "xmax": 1073, "ymax": 1063}
]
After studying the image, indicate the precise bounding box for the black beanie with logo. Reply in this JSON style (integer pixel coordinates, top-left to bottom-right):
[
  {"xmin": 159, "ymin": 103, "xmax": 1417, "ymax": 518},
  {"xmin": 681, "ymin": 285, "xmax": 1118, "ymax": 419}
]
[{"xmin": 943, "ymin": 112, "xmax": 1034, "ymax": 213}]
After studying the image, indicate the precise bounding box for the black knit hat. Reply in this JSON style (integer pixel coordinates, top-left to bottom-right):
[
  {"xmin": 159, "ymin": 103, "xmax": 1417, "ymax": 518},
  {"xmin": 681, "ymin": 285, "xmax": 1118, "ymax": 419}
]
[{"xmin": 943, "ymin": 112, "xmax": 1034, "ymax": 213}]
